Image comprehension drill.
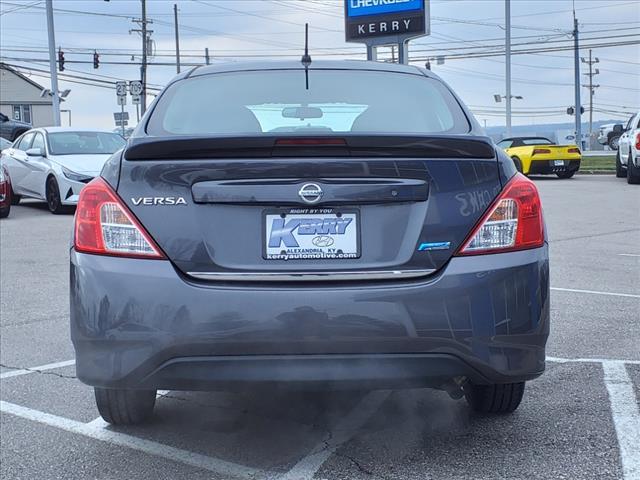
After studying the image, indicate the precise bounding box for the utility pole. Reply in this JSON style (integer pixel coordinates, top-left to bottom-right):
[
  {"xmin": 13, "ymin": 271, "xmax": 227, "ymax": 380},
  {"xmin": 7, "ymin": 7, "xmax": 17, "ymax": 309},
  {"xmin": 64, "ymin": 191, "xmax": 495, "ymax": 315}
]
[
  {"xmin": 45, "ymin": 0, "xmax": 61, "ymax": 126},
  {"xmin": 131, "ymin": 1, "xmax": 152, "ymax": 115},
  {"xmin": 505, "ymin": 0, "xmax": 512, "ymax": 137},
  {"xmin": 141, "ymin": 0, "xmax": 148, "ymax": 114},
  {"xmin": 582, "ymin": 49, "xmax": 600, "ymax": 149},
  {"xmin": 173, "ymin": 3, "xmax": 180, "ymax": 74},
  {"xmin": 573, "ymin": 16, "xmax": 582, "ymax": 149}
]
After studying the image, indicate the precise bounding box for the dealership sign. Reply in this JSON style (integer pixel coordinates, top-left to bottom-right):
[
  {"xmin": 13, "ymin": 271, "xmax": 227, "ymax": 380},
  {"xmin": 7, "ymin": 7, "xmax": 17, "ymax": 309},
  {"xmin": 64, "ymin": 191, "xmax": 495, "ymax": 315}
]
[{"xmin": 345, "ymin": 0, "xmax": 429, "ymax": 43}]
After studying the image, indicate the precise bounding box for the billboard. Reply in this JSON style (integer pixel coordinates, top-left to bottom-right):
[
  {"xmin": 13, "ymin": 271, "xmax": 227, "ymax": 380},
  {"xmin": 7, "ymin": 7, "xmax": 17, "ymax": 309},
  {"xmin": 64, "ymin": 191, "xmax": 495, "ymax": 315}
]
[
  {"xmin": 345, "ymin": 0, "xmax": 429, "ymax": 43},
  {"xmin": 347, "ymin": 0, "xmax": 424, "ymax": 17}
]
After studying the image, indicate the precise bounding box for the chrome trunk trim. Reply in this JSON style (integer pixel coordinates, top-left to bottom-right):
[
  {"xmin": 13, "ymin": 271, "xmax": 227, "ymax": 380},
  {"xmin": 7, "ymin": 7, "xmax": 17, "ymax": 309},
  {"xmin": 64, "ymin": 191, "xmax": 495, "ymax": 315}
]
[{"xmin": 186, "ymin": 269, "xmax": 436, "ymax": 282}]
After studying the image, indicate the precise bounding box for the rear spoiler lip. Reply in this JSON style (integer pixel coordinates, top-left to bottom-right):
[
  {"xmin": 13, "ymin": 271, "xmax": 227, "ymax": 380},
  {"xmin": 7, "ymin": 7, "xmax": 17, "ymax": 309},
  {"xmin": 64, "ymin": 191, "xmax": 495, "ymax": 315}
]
[{"xmin": 124, "ymin": 134, "xmax": 496, "ymax": 160}]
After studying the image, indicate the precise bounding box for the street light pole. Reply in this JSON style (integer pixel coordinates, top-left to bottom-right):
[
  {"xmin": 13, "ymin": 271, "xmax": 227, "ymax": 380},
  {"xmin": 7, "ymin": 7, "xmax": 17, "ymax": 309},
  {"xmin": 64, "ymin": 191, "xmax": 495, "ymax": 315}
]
[
  {"xmin": 505, "ymin": 0, "xmax": 512, "ymax": 137},
  {"xmin": 45, "ymin": 0, "xmax": 61, "ymax": 126}
]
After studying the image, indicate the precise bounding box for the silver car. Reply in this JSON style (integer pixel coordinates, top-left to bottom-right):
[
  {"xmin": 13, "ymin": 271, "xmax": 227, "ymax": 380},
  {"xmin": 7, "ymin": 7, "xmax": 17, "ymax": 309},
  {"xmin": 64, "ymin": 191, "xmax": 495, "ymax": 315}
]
[{"xmin": 1, "ymin": 127, "xmax": 125, "ymax": 213}]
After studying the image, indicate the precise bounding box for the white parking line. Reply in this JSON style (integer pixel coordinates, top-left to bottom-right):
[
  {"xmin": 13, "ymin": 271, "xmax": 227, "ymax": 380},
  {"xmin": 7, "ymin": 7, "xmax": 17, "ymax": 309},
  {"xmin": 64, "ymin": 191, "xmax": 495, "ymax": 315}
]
[
  {"xmin": 276, "ymin": 390, "xmax": 390, "ymax": 480},
  {"xmin": 0, "ymin": 400, "xmax": 267, "ymax": 479},
  {"xmin": 551, "ymin": 287, "xmax": 640, "ymax": 299},
  {"xmin": 618, "ymin": 254, "xmax": 640, "ymax": 258},
  {"xmin": 603, "ymin": 362, "xmax": 640, "ymax": 480},
  {"xmin": 0, "ymin": 359, "xmax": 76, "ymax": 380}
]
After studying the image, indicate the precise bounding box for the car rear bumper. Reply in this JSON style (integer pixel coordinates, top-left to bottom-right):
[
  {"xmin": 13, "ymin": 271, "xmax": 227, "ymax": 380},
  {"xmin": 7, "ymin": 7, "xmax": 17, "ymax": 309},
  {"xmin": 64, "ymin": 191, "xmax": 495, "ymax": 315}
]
[
  {"xmin": 529, "ymin": 159, "xmax": 580, "ymax": 175},
  {"xmin": 70, "ymin": 246, "xmax": 550, "ymax": 390}
]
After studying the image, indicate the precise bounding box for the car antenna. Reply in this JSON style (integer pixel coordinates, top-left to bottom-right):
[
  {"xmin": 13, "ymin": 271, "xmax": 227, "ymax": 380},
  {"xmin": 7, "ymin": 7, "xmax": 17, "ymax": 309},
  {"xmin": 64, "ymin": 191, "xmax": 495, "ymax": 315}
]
[{"xmin": 301, "ymin": 23, "xmax": 312, "ymax": 90}]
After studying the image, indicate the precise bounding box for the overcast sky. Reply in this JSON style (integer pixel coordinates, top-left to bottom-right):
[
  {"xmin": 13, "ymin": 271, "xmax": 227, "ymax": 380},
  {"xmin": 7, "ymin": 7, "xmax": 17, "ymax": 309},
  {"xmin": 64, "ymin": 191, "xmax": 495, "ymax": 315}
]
[{"xmin": 1, "ymin": 0, "xmax": 638, "ymax": 131}]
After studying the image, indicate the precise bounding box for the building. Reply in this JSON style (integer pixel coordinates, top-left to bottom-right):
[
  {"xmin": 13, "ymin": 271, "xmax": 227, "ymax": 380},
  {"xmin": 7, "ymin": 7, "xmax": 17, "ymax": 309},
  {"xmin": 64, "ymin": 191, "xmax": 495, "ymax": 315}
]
[{"xmin": 0, "ymin": 63, "xmax": 54, "ymax": 127}]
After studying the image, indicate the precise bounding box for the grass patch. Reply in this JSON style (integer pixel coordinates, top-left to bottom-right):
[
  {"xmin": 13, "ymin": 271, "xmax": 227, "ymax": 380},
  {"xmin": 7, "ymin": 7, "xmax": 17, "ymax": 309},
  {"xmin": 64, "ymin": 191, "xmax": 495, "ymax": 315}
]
[{"xmin": 581, "ymin": 155, "xmax": 615, "ymax": 171}]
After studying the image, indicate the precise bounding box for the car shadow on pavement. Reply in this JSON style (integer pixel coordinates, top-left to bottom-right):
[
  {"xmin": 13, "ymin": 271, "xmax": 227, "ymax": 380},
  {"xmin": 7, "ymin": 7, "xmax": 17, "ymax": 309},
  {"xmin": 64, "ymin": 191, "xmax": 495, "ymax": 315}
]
[{"xmin": 16, "ymin": 200, "xmax": 76, "ymax": 214}]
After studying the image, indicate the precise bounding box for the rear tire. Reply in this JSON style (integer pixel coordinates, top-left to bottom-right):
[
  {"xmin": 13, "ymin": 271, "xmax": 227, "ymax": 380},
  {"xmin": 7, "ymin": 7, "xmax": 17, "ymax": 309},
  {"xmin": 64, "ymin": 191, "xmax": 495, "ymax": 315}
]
[
  {"xmin": 627, "ymin": 149, "xmax": 640, "ymax": 185},
  {"xmin": 556, "ymin": 170, "xmax": 575, "ymax": 179},
  {"xmin": 464, "ymin": 382, "xmax": 525, "ymax": 414},
  {"xmin": 0, "ymin": 204, "xmax": 9, "ymax": 218},
  {"xmin": 511, "ymin": 156, "xmax": 523, "ymax": 173},
  {"xmin": 94, "ymin": 388, "xmax": 157, "ymax": 425},
  {"xmin": 616, "ymin": 150, "xmax": 627, "ymax": 178}
]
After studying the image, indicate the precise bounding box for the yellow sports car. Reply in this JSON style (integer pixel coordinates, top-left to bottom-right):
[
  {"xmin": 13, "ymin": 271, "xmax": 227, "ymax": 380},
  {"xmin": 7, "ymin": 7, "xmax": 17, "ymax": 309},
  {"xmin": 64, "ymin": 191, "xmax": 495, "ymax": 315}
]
[{"xmin": 497, "ymin": 136, "xmax": 581, "ymax": 179}]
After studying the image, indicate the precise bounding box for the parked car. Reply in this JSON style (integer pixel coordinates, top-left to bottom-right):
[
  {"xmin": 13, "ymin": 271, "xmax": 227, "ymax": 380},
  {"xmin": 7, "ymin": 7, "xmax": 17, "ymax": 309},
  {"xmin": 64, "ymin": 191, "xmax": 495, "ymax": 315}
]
[
  {"xmin": 616, "ymin": 111, "xmax": 640, "ymax": 184},
  {"xmin": 497, "ymin": 136, "xmax": 581, "ymax": 178},
  {"xmin": 71, "ymin": 61, "xmax": 549, "ymax": 425},
  {"xmin": 1, "ymin": 137, "xmax": 13, "ymax": 217},
  {"xmin": 0, "ymin": 112, "xmax": 31, "ymax": 141},
  {"xmin": 1, "ymin": 127, "xmax": 126, "ymax": 213},
  {"xmin": 0, "ymin": 163, "xmax": 11, "ymax": 218},
  {"xmin": 597, "ymin": 123, "xmax": 624, "ymax": 151}
]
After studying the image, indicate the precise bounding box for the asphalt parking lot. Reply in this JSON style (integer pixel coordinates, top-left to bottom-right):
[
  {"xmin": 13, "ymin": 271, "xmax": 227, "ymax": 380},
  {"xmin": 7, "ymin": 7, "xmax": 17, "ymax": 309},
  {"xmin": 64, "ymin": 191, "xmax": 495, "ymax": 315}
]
[{"xmin": 1, "ymin": 175, "xmax": 638, "ymax": 480}]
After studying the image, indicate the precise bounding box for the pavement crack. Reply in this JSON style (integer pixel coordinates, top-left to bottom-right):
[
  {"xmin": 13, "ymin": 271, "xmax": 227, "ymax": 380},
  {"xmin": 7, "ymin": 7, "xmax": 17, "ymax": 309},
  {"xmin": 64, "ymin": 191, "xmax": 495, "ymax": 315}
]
[
  {"xmin": 335, "ymin": 451, "xmax": 374, "ymax": 476},
  {"xmin": 550, "ymin": 227, "xmax": 640, "ymax": 243},
  {"xmin": 0, "ymin": 363, "xmax": 76, "ymax": 380}
]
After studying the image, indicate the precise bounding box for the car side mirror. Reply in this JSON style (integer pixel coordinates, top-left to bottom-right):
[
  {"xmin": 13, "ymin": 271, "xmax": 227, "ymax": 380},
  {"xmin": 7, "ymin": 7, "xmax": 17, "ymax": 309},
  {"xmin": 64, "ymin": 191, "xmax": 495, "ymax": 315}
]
[
  {"xmin": 26, "ymin": 147, "xmax": 44, "ymax": 157},
  {"xmin": 612, "ymin": 124, "xmax": 623, "ymax": 133},
  {"xmin": 0, "ymin": 114, "xmax": 8, "ymax": 123}
]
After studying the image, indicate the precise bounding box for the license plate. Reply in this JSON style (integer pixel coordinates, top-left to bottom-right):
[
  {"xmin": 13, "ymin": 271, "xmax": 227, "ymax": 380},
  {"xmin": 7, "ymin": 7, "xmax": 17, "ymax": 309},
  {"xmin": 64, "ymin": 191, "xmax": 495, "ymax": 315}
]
[
  {"xmin": 554, "ymin": 160, "xmax": 565, "ymax": 166},
  {"xmin": 264, "ymin": 208, "xmax": 359, "ymax": 260}
]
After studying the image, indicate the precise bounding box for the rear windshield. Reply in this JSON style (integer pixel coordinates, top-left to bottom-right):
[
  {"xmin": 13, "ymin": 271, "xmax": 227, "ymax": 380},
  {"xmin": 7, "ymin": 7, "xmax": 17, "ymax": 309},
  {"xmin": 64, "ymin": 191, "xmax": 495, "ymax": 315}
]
[
  {"xmin": 520, "ymin": 138, "xmax": 553, "ymax": 145},
  {"xmin": 146, "ymin": 69, "xmax": 470, "ymax": 136},
  {"xmin": 48, "ymin": 132, "xmax": 125, "ymax": 155}
]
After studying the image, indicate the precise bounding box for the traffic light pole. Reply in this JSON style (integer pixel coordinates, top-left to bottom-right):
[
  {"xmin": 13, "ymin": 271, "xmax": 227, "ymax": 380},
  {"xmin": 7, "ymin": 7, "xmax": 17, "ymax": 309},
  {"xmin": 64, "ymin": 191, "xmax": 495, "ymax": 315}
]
[{"xmin": 45, "ymin": 0, "xmax": 61, "ymax": 126}]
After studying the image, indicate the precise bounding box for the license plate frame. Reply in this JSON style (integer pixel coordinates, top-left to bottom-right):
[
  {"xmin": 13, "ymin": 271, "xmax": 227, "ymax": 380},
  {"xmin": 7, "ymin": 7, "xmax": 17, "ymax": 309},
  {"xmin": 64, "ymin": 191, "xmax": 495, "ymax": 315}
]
[
  {"xmin": 554, "ymin": 160, "xmax": 565, "ymax": 167},
  {"xmin": 263, "ymin": 208, "xmax": 360, "ymax": 261}
]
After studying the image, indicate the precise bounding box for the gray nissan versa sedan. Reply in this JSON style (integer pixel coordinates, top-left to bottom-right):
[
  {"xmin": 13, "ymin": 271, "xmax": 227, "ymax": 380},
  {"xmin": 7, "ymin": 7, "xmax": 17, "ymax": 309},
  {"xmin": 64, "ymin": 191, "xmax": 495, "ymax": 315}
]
[{"xmin": 70, "ymin": 61, "xmax": 549, "ymax": 425}]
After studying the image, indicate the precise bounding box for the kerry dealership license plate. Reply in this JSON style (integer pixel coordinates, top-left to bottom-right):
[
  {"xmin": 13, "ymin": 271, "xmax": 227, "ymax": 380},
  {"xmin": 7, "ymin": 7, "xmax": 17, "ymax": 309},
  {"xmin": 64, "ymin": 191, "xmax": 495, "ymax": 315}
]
[
  {"xmin": 264, "ymin": 208, "xmax": 360, "ymax": 260},
  {"xmin": 554, "ymin": 160, "xmax": 565, "ymax": 166}
]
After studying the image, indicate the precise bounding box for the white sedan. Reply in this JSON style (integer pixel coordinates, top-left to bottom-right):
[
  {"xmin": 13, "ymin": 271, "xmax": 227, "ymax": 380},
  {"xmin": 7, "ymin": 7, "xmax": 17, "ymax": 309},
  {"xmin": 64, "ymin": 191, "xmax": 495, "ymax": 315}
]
[{"xmin": 0, "ymin": 127, "xmax": 125, "ymax": 213}]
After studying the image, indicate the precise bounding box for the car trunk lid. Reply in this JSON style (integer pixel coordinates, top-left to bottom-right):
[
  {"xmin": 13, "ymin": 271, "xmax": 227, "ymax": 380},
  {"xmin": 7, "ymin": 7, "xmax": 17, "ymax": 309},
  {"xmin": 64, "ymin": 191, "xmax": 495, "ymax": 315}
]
[{"xmin": 117, "ymin": 135, "xmax": 501, "ymax": 280}]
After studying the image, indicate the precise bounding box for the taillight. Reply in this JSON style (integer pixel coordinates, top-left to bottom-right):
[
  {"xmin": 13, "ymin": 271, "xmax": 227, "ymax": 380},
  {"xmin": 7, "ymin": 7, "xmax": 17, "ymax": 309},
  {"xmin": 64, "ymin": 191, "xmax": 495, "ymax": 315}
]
[
  {"xmin": 74, "ymin": 177, "xmax": 165, "ymax": 259},
  {"xmin": 456, "ymin": 173, "xmax": 544, "ymax": 256},
  {"xmin": 635, "ymin": 132, "xmax": 640, "ymax": 150},
  {"xmin": 567, "ymin": 147, "xmax": 581, "ymax": 154},
  {"xmin": 532, "ymin": 148, "xmax": 551, "ymax": 155}
]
